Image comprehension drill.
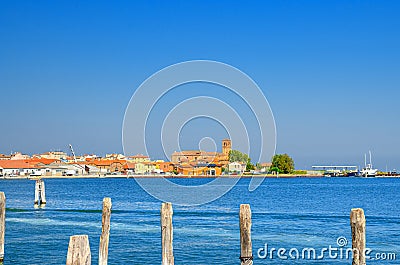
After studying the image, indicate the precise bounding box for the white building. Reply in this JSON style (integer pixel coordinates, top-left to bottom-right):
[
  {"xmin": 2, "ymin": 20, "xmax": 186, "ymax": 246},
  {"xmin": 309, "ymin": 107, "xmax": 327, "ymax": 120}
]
[
  {"xmin": 135, "ymin": 162, "xmax": 156, "ymax": 174},
  {"xmin": 0, "ymin": 160, "xmax": 39, "ymax": 176},
  {"xmin": 228, "ymin": 162, "xmax": 246, "ymax": 173}
]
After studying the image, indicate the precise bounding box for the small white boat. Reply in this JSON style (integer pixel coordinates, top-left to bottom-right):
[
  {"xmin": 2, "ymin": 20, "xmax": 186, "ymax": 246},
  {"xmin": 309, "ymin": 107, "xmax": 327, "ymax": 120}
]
[{"xmin": 361, "ymin": 151, "xmax": 378, "ymax": 177}]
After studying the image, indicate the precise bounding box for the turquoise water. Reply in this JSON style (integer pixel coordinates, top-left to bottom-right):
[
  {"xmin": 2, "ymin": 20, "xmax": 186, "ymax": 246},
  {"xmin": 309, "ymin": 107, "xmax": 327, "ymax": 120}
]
[{"xmin": 1, "ymin": 177, "xmax": 399, "ymax": 264}]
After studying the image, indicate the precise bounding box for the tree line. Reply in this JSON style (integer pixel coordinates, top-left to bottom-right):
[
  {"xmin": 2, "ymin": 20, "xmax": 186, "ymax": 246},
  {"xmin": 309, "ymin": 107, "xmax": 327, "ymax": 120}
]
[{"xmin": 228, "ymin": 150, "xmax": 294, "ymax": 173}]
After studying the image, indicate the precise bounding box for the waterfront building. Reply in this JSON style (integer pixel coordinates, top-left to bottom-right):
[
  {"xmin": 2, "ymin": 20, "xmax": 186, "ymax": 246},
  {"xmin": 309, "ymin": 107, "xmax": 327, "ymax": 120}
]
[
  {"xmin": 89, "ymin": 159, "xmax": 125, "ymax": 173},
  {"xmin": 123, "ymin": 162, "xmax": 136, "ymax": 175},
  {"xmin": 41, "ymin": 164, "xmax": 69, "ymax": 176},
  {"xmin": 170, "ymin": 139, "xmax": 231, "ymax": 167},
  {"xmin": 135, "ymin": 161, "xmax": 157, "ymax": 174},
  {"xmin": 228, "ymin": 162, "xmax": 246, "ymax": 173},
  {"xmin": 156, "ymin": 161, "xmax": 174, "ymax": 174},
  {"xmin": 259, "ymin": 162, "xmax": 272, "ymax": 173},
  {"xmin": 176, "ymin": 162, "xmax": 222, "ymax": 176},
  {"xmin": 0, "ymin": 160, "xmax": 39, "ymax": 176}
]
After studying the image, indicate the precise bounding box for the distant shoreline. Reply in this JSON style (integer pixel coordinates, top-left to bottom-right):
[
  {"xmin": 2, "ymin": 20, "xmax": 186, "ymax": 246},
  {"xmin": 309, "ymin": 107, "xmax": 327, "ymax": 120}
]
[
  {"xmin": 1, "ymin": 174, "xmax": 399, "ymax": 180},
  {"xmin": 1, "ymin": 174, "xmax": 319, "ymax": 180}
]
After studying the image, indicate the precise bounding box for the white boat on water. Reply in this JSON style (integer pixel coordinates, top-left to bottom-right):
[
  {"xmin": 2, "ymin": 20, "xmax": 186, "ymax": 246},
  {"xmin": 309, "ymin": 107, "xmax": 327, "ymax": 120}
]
[{"xmin": 361, "ymin": 151, "xmax": 378, "ymax": 177}]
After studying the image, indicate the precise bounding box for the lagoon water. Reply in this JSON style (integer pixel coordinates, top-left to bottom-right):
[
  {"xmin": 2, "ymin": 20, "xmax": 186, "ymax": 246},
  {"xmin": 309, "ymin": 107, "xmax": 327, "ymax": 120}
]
[{"xmin": 1, "ymin": 177, "xmax": 399, "ymax": 264}]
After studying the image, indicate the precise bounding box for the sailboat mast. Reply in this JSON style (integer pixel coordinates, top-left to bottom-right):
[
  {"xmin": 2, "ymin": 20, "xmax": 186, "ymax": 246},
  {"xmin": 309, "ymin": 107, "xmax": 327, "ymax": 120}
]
[
  {"xmin": 369, "ymin": 150, "xmax": 372, "ymax": 167},
  {"xmin": 364, "ymin": 153, "xmax": 367, "ymax": 167}
]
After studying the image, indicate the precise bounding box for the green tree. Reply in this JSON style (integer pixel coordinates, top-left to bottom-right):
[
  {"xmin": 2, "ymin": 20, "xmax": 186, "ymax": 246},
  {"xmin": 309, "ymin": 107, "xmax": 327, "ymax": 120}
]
[
  {"xmin": 271, "ymin": 154, "xmax": 294, "ymax": 174},
  {"xmin": 246, "ymin": 161, "xmax": 255, "ymax": 171},
  {"xmin": 229, "ymin": 150, "xmax": 250, "ymax": 163},
  {"xmin": 229, "ymin": 150, "xmax": 255, "ymax": 172},
  {"xmin": 270, "ymin": 166, "xmax": 281, "ymax": 173}
]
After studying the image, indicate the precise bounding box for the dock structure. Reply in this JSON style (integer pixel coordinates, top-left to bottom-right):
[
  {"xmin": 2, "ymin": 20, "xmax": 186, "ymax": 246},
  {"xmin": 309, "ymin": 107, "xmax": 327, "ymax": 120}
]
[
  {"xmin": 34, "ymin": 179, "xmax": 46, "ymax": 206},
  {"xmin": 0, "ymin": 192, "xmax": 5, "ymax": 263},
  {"xmin": 312, "ymin": 165, "xmax": 359, "ymax": 176},
  {"xmin": 312, "ymin": 165, "xmax": 358, "ymax": 171}
]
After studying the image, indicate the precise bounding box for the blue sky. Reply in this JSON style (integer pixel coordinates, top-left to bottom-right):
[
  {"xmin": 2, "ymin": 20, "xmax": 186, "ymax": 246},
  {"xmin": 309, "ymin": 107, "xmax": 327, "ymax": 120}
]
[{"xmin": 1, "ymin": 1, "xmax": 399, "ymax": 170}]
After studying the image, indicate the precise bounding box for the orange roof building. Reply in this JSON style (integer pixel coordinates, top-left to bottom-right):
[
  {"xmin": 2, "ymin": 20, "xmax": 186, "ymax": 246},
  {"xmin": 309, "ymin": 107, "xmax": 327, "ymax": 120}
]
[{"xmin": 171, "ymin": 139, "xmax": 230, "ymax": 166}]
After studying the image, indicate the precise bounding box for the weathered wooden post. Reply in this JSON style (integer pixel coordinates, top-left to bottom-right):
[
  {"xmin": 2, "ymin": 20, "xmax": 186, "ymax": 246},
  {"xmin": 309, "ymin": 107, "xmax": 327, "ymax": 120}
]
[
  {"xmin": 34, "ymin": 179, "xmax": 46, "ymax": 206},
  {"xmin": 350, "ymin": 208, "xmax": 366, "ymax": 265},
  {"xmin": 66, "ymin": 235, "xmax": 91, "ymax": 265},
  {"xmin": 34, "ymin": 180, "xmax": 40, "ymax": 206},
  {"xmin": 39, "ymin": 180, "xmax": 46, "ymax": 205},
  {"xmin": 240, "ymin": 204, "xmax": 253, "ymax": 265},
  {"xmin": 99, "ymin": 198, "xmax": 112, "ymax": 265},
  {"xmin": 0, "ymin": 192, "xmax": 5, "ymax": 263},
  {"xmin": 161, "ymin": 202, "xmax": 174, "ymax": 265}
]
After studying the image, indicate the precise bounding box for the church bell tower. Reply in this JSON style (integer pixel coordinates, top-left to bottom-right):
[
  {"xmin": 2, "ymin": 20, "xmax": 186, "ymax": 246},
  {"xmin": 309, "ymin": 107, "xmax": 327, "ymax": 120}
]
[{"xmin": 222, "ymin": 139, "xmax": 231, "ymax": 157}]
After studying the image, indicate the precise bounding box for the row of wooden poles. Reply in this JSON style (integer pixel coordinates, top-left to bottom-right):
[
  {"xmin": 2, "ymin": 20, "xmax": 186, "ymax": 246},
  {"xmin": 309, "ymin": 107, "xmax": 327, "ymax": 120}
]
[{"xmin": 0, "ymin": 190, "xmax": 367, "ymax": 265}]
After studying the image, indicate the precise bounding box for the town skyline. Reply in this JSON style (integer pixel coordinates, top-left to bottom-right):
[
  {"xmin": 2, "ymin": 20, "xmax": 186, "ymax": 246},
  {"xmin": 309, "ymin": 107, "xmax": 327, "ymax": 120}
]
[{"xmin": 0, "ymin": 139, "xmax": 272, "ymax": 177}]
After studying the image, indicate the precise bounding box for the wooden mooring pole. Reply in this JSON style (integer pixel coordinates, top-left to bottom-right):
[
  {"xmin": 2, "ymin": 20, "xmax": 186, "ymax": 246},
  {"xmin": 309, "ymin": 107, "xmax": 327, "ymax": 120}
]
[
  {"xmin": 0, "ymin": 192, "xmax": 5, "ymax": 263},
  {"xmin": 40, "ymin": 180, "xmax": 46, "ymax": 205},
  {"xmin": 66, "ymin": 235, "xmax": 91, "ymax": 265},
  {"xmin": 34, "ymin": 179, "xmax": 46, "ymax": 206},
  {"xmin": 240, "ymin": 204, "xmax": 253, "ymax": 265},
  {"xmin": 34, "ymin": 180, "xmax": 39, "ymax": 206},
  {"xmin": 350, "ymin": 208, "xmax": 366, "ymax": 265},
  {"xmin": 161, "ymin": 202, "xmax": 174, "ymax": 265},
  {"xmin": 99, "ymin": 198, "xmax": 112, "ymax": 265}
]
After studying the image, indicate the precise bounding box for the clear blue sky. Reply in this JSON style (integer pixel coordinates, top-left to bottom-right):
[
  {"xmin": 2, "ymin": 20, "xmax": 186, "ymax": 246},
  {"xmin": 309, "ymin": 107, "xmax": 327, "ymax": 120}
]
[{"xmin": 1, "ymin": 0, "xmax": 399, "ymax": 170}]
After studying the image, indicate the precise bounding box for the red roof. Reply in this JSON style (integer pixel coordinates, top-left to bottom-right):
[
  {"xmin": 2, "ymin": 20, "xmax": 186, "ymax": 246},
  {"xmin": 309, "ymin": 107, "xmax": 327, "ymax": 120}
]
[
  {"xmin": 90, "ymin": 159, "xmax": 125, "ymax": 166},
  {"xmin": 29, "ymin": 158, "xmax": 59, "ymax": 165},
  {"xmin": 123, "ymin": 162, "xmax": 136, "ymax": 169},
  {"xmin": 0, "ymin": 160, "xmax": 39, "ymax": 169}
]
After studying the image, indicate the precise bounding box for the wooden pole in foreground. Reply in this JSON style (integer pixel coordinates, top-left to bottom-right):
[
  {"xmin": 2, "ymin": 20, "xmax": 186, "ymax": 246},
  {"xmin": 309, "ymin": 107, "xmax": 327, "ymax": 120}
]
[
  {"xmin": 99, "ymin": 198, "xmax": 112, "ymax": 265},
  {"xmin": 0, "ymin": 192, "xmax": 5, "ymax": 263},
  {"xmin": 161, "ymin": 202, "xmax": 174, "ymax": 265},
  {"xmin": 39, "ymin": 180, "xmax": 46, "ymax": 205},
  {"xmin": 66, "ymin": 235, "xmax": 91, "ymax": 265},
  {"xmin": 350, "ymin": 208, "xmax": 366, "ymax": 265},
  {"xmin": 34, "ymin": 180, "xmax": 40, "ymax": 206},
  {"xmin": 34, "ymin": 179, "xmax": 46, "ymax": 206},
  {"xmin": 240, "ymin": 204, "xmax": 253, "ymax": 265}
]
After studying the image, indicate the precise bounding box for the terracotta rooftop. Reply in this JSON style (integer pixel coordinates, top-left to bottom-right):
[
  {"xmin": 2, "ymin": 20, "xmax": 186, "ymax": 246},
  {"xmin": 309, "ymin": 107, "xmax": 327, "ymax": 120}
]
[
  {"xmin": 89, "ymin": 159, "xmax": 125, "ymax": 166},
  {"xmin": 29, "ymin": 158, "xmax": 59, "ymax": 165},
  {"xmin": 123, "ymin": 162, "xmax": 136, "ymax": 169},
  {"xmin": 172, "ymin": 150, "xmax": 220, "ymax": 156},
  {"xmin": 0, "ymin": 160, "xmax": 38, "ymax": 169}
]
